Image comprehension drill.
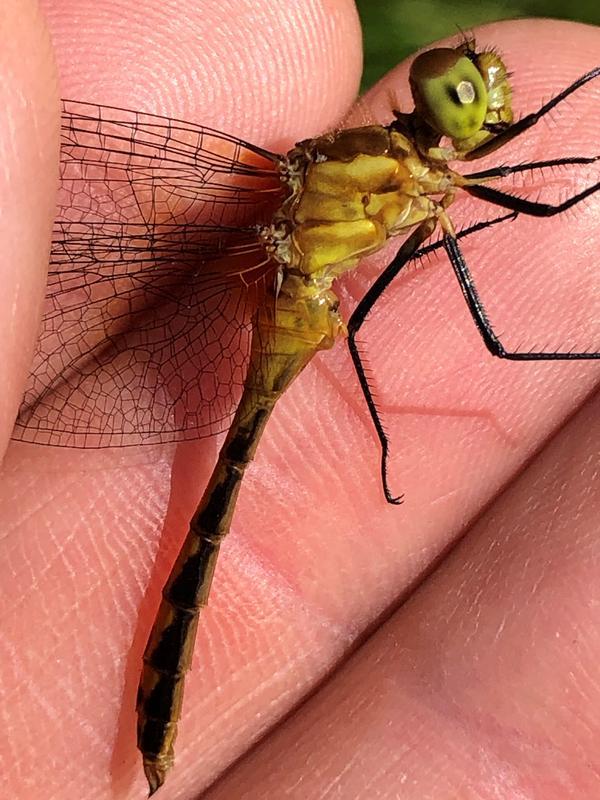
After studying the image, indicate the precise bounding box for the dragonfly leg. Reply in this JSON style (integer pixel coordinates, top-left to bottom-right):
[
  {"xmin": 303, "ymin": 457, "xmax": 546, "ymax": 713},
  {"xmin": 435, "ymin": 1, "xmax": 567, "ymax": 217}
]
[
  {"xmin": 464, "ymin": 180, "xmax": 600, "ymax": 218},
  {"xmin": 348, "ymin": 219, "xmax": 437, "ymax": 504},
  {"xmin": 349, "ymin": 213, "xmax": 523, "ymax": 504},
  {"xmin": 462, "ymin": 66, "xmax": 600, "ymax": 161},
  {"xmin": 413, "ymin": 212, "xmax": 517, "ymax": 261},
  {"xmin": 464, "ymin": 154, "xmax": 600, "ymax": 183},
  {"xmin": 448, "ymin": 169, "xmax": 600, "ymax": 359},
  {"xmin": 443, "ymin": 233, "xmax": 600, "ymax": 360}
]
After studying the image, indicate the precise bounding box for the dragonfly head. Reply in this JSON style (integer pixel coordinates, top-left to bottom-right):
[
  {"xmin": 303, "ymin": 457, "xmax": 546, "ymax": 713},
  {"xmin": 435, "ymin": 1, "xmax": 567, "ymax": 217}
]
[{"xmin": 409, "ymin": 42, "xmax": 513, "ymax": 153}]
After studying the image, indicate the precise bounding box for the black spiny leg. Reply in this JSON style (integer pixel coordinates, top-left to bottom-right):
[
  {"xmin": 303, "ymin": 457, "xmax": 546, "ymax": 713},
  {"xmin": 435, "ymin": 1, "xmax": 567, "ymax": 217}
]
[
  {"xmin": 464, "ymin": 181, "xmax": 600, "ymax": 220},
  {"xmin": 348, "ymin": 221, "xmax": 436, "ymax": 504},
  {"xmin": 462, "ymin": 67, "xmax": 600, "ymax": 161},
  {"xmin": 348, "ymin": 212, "xmax": 519, "ymax": 505},
  {"xmin": 464, "ymin": 155, "xmax": 599, "ymax": 182},
  {"xmin": 445, "ymin": 182, "xmax": 600, "ymax": 360},
  {"xmin": 444, "ymin": 233, "xmax": 600, "ymax": 361},
  {"xmin": 348, "ymin": 212, "xmax": 517, "ymax": 505}
]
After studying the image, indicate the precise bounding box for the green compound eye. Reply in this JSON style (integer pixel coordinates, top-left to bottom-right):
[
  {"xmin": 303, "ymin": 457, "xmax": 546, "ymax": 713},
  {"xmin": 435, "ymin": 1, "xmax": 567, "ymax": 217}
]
[{"xmin": 410, "ymin": 48, "xmax": 488, "ymax": 140}]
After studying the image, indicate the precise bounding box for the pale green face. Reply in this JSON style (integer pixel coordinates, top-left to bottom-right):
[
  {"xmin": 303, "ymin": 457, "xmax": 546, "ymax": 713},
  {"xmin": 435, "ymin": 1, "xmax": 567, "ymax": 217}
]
[{"xmin": 409, "ymin": 47, "xmax": 490, "ymax": 140}]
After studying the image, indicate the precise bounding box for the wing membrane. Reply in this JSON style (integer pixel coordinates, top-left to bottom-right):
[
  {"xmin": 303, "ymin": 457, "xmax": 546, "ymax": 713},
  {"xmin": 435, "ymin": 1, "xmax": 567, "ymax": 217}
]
[{"xmin": 13, "ymin": 100, "xmax": 285, "ymax": 447}]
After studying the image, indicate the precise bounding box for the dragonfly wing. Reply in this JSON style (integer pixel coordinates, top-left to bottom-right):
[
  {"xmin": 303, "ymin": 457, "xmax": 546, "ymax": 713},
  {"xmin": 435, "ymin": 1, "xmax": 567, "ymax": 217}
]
[{"xmin": 13, "ymin": 101, "xmax": 284, "ymax": 448}]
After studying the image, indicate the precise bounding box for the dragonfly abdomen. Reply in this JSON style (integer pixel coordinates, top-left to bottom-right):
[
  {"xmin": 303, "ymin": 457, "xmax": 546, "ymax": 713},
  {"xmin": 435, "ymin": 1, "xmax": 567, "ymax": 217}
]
[
  {"xmin": 137, "ymin": 287, "xmax": 346, "ymax": 793},
  {"xmin": 137, "ymin": 453, "xmax": 248, "ymax": 794}
]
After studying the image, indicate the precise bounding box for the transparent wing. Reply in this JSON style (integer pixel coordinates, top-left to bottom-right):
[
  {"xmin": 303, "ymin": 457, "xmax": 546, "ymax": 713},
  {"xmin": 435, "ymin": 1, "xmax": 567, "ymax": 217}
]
[{"xmin": 13, "ymin": 100, "xmax": 286, "ymax": 448}]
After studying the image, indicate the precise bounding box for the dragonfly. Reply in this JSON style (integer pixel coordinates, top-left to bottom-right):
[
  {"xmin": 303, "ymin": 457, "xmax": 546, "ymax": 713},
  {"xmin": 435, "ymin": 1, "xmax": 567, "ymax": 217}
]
[{"xmin": 11, "ymin": 40, "xmax": 599, "ymax": 794}]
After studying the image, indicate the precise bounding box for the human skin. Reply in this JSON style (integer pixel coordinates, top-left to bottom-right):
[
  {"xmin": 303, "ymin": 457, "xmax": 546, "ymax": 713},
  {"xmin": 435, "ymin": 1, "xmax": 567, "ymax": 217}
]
[{"xmin": 0, "ymin": 1, "xmax": 599, "ymax": 799}]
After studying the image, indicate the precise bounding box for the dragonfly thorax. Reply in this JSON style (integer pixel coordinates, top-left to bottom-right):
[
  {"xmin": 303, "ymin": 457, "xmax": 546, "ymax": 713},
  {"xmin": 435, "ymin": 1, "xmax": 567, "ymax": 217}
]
[{"xmin": 264, "ymin": 125, "xmax": 454, "ymax": 290}]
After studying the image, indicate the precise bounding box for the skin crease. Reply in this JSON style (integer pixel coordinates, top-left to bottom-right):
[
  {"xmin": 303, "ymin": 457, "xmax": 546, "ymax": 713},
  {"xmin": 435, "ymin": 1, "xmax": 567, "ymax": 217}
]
[{"xmin": 0, "ymin": 3, "xmax": 599, "ymax": 800}]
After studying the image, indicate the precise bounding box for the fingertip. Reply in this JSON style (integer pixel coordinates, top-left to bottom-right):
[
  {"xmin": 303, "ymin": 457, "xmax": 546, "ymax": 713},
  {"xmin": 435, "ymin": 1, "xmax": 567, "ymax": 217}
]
[
  {"xmin": 43, "ymin": 0, "xmax": 363, "ymax": 151},
  {"xmin": 0, "ymin": 0, "xmax": 60, "ymax": 455}
]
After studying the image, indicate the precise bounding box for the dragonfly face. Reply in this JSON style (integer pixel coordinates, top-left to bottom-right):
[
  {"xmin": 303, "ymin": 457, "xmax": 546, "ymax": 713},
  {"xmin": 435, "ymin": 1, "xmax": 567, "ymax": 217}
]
[
  {"xmin": 9, "ymin": 38, "xmax": 599, "ymax": 795},
  {"xmin": 408, "ymin": 43, "xmax": 513, "ymax": 151}
]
